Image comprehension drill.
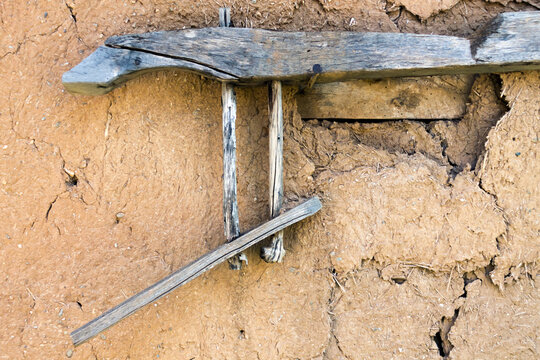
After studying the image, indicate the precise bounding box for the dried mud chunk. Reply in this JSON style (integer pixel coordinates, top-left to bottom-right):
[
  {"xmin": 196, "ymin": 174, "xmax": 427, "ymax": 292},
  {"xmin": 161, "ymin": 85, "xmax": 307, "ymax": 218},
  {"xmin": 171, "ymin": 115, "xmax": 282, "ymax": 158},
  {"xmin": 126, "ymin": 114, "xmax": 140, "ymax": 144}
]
[
  {"xmin": 329, "ymin": 268, "xmax": 464, "ymax": 359},
  {"xmin": 449, "ymin": 276, "xmax": 540, "ymax": 359},
  {"xmin": 387, "ymin": 0, "xmax": 460, "ymax": 20},
  {"xmin": 428, "ymin": 75, "xmax": 507, "ymax": 171},
  {"xmin": 479, "ymin": 71, "xmax": 540, "ymax": 287},
  {"xmin": 318, "ymin": 156, "xmax": 505, "ymax": 273}
]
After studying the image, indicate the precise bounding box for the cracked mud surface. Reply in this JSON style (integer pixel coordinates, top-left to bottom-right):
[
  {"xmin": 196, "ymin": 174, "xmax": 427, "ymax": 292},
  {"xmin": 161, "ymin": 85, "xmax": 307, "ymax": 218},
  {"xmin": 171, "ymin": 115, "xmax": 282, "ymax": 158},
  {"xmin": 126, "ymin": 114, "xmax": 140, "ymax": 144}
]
[{"xmin": 0, "ymin": 1, "xmax": 538, "ymax": 359}]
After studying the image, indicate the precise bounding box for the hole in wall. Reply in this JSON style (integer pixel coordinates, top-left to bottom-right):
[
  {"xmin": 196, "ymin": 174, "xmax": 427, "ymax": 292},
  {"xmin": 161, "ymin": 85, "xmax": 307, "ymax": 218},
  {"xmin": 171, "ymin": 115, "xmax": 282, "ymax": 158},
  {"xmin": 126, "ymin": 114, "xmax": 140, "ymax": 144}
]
[
  {"xmin": 433, "ymin": 330, "xmax": 445, "ymax": 357},
  {"xmin": 391, "ymin": 277, "xmax": 406, "ymax": 285},
  {"xmin": 65, "ymin": 174, "xmax": 78, "ymax": 187}
]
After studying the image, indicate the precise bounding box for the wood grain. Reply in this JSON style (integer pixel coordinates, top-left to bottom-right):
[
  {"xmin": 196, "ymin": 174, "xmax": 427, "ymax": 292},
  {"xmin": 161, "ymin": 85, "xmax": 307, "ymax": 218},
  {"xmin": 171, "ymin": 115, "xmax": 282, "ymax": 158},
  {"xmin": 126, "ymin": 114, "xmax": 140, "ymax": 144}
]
[
  {"xmin": 269, "ymin": 81, "xmax": 284, "ymax": 220},
  {"xmin": 472, "ymin": 12, "xmax": 540, "ymax": 69},
  {"xmin": 104, "ymin": 28, "xmax": 474, "ymax": 83},
  {"xmin": 71, "ymin": 197, "xmax": 322, "ymax": 346},
  {"xmin": 219, "ymin": 8, "xmax": 243, "ymax": 269},
  {"xmin": 61, "ymin": 45, "xmax": 236, "ymax": 95},
  {"xmin": 62, "ymin": 12, "xmax": 540, "ymax": 95},
  {"xmin": 296, "ymin": 75, "xmax": 474, "ymax": 120},
  {"xmin": 221, "ymin": 84, "xmax": 240, "ymax": 242},
  {"xmin": 264, "ymin": 80, "xmax": 285, "ymax": 262}
]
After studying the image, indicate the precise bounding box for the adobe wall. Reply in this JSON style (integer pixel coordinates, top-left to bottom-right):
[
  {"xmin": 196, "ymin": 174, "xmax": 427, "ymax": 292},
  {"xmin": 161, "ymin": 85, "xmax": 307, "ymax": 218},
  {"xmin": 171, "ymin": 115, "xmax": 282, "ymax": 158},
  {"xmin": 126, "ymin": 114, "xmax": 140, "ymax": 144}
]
[{"xmin": 0, "ymin": 1, "xmax": 538, "ymax": 359}]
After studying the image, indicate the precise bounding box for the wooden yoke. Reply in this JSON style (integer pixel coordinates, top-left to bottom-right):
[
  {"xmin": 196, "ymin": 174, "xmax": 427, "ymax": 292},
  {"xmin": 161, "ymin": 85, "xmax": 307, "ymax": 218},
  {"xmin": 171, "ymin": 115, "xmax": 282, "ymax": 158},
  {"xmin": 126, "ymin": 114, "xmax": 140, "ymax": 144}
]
[{"xmin": 62, "ymin": 11, "xmax": 540, "ymax": 346}]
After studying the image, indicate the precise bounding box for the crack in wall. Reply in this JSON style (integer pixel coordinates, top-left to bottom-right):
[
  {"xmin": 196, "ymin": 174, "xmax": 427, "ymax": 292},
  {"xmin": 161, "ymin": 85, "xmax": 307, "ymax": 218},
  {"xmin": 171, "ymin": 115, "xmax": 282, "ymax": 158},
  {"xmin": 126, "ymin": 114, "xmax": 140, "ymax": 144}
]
[
  {"xmin": 45, "ymin": 196, "xmax": 58, "ymax": 221},
  {"xmin": 433, "ymin": 309, "xmax": 459, "ymax": 358},
  {"xmin": 432, "ymin": 272, "xmax": 475, "ymax": 358},
  {"xmin": 475, "ymin": 74, "xmax": 515, "ymax": 289},
  {"xmin": 64, "ymin": 2, "xmax": 77, "ymax": 23},
  {"xmin": 322, "ymin": 268, "xmax": 348, "ymax": 360}
]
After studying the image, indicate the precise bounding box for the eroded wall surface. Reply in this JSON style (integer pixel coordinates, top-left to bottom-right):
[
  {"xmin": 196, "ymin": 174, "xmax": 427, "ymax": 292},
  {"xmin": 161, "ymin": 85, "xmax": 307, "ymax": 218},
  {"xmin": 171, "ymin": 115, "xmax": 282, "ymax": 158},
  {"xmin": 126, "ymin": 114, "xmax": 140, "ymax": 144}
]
[{"xmin": 0, "ymin": 1, "xmax": 538, "ymax": 359}]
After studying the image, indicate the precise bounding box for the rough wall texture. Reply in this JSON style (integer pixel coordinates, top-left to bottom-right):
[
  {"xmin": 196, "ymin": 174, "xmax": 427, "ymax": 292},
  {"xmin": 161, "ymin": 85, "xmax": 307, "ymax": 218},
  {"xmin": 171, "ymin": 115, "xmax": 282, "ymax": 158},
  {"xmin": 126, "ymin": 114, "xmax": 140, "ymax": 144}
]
[{"xmin": 0, "ymin": 1, "xmax": 538, "ymax": 359}]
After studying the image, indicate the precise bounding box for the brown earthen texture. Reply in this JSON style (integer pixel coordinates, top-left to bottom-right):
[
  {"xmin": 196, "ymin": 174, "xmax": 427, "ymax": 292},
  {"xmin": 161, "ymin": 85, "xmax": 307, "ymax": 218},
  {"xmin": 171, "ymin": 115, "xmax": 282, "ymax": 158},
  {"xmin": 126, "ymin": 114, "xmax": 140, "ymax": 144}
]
[
  {"xmin": 429, "ymin": 74, "xmax": 508, "ymax": 171},
  {"xmin": 0, "ymin": 1, "xmax": 538, "ymax": 359}
]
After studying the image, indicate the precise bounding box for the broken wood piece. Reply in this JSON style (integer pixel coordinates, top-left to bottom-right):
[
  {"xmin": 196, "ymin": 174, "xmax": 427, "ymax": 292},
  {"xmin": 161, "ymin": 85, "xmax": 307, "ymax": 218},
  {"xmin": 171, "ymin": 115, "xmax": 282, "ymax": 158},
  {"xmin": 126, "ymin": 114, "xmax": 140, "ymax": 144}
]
[
  {"xmin": 62, "ymin": 12, "xmax": 540, "ymax": 95},
  {"xmin": 70, "ymin": 197, "xmax": 322, "ymax": 346},
  {"xmin": 219, "ymin": 8, "xmax": 243, "ymax": 270},
  {"xmin": 296, "ymin": 75, "xmax": 474, "ymax": 120},
  {"xmin": 261, "ymin": 80, "xmax": 285, "ymax": 263}
]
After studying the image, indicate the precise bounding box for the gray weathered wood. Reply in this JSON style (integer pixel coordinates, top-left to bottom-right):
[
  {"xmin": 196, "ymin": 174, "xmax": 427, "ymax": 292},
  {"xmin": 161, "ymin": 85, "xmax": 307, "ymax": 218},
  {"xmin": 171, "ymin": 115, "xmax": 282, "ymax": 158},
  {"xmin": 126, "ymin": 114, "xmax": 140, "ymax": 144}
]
[
  {"xmin": 268, "ymin": 81, "xmax": 284, "ymax": 219},
  {"xmin": 70, "ymin": 197, "xmax": 322, "ymax": 346},
  {"xmin": 61, "ymin": 46, "xmax": 236, "ymax": 95},
  {"xmin": 296, "ymin": 75, "xmax": 474, "ymax": 120},
  {"xmin": 62, "ymin": 12, "xmax": 540, "ymax": 95},
  {"xmin": 222, "ymin": 82, "xmax": 242, "ymax": 268},
  {"xmin": 219, "ymin": 8, "xmax": 243, "ymax": 270},
  {"xmin": 219, "ymin": 7, "xmax": 231, "ymax": 28},
  {"xmin": 106, "ymin": 28, "xmax": 474, "ymax": 83},
  {"xmin": 261, "ymin": 80, "xmax": 285, "ymax": 263},
  {"xmin": 472, "ymin": 12, "xmax": 540, "ymax": 69}
]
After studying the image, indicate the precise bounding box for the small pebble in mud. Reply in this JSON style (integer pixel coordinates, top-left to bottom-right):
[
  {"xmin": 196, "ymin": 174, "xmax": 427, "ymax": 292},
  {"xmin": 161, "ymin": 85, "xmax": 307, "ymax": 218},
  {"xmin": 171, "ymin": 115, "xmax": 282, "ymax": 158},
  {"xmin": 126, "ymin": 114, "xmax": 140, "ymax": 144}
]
[
  {"xmin": 115, "ymin": 212, "xmax": 125, "ymax": 223},
  {"xmin": 66, "ymin": 349, "xmax": 73, "ymax": 358}
]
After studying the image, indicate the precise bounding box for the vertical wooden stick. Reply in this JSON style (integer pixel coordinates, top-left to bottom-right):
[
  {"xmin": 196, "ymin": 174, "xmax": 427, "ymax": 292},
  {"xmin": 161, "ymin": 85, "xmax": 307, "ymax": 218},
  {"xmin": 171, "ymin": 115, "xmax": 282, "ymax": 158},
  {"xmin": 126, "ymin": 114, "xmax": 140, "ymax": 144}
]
[
  {"xmin": 269, "ymin": 81, "xmax": 284, "ymax": 217},
  {"xmin": 222, "ymin": 83, "xmax": 240, "ymax": 242},
  {"xmin": 219, "ymin": 6, "xmax": 231, "ymax": 27},
  {"xmin": 261, "ymin": 80, "xmax": 285, "ymax": 263},
  {"xmin": 220, "ymin": 7, "xmax": 244, "ymax": 270}
]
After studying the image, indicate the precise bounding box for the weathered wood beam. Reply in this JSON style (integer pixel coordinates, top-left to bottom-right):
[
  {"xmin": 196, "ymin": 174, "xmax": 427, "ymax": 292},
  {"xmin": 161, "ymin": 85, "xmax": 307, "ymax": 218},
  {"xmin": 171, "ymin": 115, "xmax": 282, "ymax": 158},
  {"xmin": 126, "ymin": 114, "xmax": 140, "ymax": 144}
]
[
  {"xmin": 62, "ymin": 12, "xmax": 540, "ymax": 95},
  {"xmin": 219, "ymin": 8, "xmax": 244, "ymax": 270},
  {"xmin": 296, "ymin": 75, "xmax": 474, "ymax": 120},
  {"xmin": 261, "ymin": 80, "xmax": 285, "ymax": 263},
  {"xmin": 71, "ymin": 197, "xmax": 322, "ymax": 346}
]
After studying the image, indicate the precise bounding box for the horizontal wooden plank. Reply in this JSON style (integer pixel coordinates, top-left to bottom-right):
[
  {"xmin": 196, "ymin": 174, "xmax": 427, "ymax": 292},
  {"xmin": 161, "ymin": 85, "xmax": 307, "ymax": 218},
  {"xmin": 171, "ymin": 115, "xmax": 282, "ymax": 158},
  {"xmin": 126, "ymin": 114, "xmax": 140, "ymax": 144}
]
[
  {"xmin": 62, "ymin": 11, "xmax": 540, "ymax": 95},
  {"xmin": 105, "ymin": 28, "xmax": 474, "ymax": 82},
  {"xmin": 296, "ymin": 75, "xmax": 474, "ymax": 120},
  {"xmin": 70, "ymin": 197, "xmax": 322, "ymax": 346}
]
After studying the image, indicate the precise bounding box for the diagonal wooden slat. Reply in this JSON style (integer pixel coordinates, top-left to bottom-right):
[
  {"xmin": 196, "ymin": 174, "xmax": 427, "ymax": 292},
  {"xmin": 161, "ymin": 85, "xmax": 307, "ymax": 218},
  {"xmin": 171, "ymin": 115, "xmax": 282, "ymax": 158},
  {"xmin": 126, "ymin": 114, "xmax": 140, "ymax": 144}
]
[{"xmin": 71, "ymin": 197, "xmax": 322, "ymax": 346}]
